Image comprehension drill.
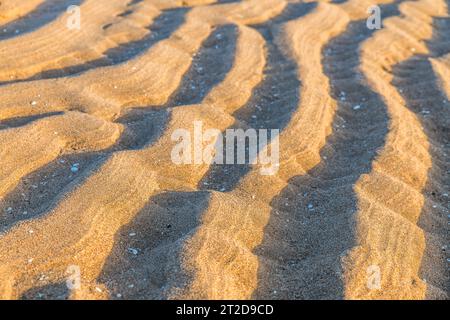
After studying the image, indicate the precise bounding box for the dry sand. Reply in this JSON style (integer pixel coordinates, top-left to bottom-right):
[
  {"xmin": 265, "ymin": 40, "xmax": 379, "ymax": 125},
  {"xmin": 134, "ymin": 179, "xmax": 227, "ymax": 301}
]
[{"xmin": 0, "ymin": 0, "xmax": 448, "ymax": 299}]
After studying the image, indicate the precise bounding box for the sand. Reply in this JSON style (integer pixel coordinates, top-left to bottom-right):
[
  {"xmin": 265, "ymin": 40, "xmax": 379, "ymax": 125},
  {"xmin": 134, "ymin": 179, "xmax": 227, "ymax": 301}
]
[{"xmin": 0, "ymin": 0, "xmax": 448, "ymax": 300}]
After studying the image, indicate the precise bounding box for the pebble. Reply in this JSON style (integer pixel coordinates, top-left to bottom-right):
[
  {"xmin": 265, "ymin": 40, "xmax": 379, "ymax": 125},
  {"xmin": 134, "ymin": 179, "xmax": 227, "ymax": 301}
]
[
  {"xmin": 28, "ymin": 258, "xmax": 34, "ymax": 264},
  {"xmin": 23, "ymin": 211, "xmax": 28, "ymax": 215},
  {"xmin": 30, "ymin": 101, "xmax": 37, "ymax": 106},
  {"xmin": 5, "ymin": 207, "xmax": 12, "ymax": 214},
  {"xmin": 70, "ymin": 163, "xmax": 80, "ymax": 173},
  {"xmin": 28, "ymin": 229, "xmax": 34, "ymax": 234},
  {"xmin": 307, "ymin": 204, "xmax": 314, "ymax": 210},
  {"xmin": 128, "ymin": 248, "xmax": 139, "ymax": 255},
  {"xmin": 116, "ymin": 293, "xmax": 122, "ymax": 298},
  {"xmin": 353, "ymin": 105, "xmax": 361, "ymax": 110},
  {"xmin": 129, "ymin": 232, "xmax": 136, "ymax": 237},
  {"xmin": 95, "ymin": 287, "xmax": 103, "ymax": 293}
]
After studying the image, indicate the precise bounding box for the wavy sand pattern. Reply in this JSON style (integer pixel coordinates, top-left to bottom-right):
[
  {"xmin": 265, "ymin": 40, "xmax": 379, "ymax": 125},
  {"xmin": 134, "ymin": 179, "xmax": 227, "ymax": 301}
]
[{"xmin": 0, "ymin": 0, "xmax": 448, "ymax": 299}]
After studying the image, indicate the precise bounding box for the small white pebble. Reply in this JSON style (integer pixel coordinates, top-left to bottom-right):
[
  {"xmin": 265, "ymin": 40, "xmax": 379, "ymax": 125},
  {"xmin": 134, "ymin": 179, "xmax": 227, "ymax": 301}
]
[
  {"xmin": 28, "ymin": 258, "xmax": 34, "ymax": 264},
  {"xmin": 70, "ymin": 166, "xmax": 79, "ymax": 173},
  {"xmin": 129, "ymin": 232, "xmax": 136, "ymax": 237},
  {"xmin": 95, "ymin": 287, "xmax": 103, "ymax": 293},
  {"xmin": 353, "ymin": 105, "xmax": 361, "ymax": 110},
  {"xmin": 23, "ymin": 211, "xmax": 28, "ymax": 215},
  {"xmin": 28, "ymin": 229, "xmax": 34, "ymax": 234},
  {"xmin": 30, "ymin": 101, "xmax": 37, "ymax": 106},
  {"xmin": 116, "ymin": 293, "xmax": 122, "ymax": 298},
  {"xmin": 128, "ymin": 248, "xmax": 138, "ymax": 255},
  {"xmin": 128, "ymin": 284, "xmax": 134, "ymax": 288},
  {"xmin": 308, "ymin": 204, "xmax": 314, "ymax": 210}
]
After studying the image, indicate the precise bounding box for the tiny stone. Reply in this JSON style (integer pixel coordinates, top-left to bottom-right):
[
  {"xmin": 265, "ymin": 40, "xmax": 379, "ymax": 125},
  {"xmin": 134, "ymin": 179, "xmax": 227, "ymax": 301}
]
[
  {"xmin": 28, "ymin": 258, "xmax": 34, "ymax": 264},
  {"xmin": 30, "ymin": 101, "xmax": 37, "ymax": 106},
  {"xmin": 308, "ymin": 204, "xmax": 314, "ymax": 209},
  {"xmin": 129, "ymin": 232, "xmax": 136, "ymax": 237},
  {"xmin": 116, "ymin": 293, "xmax": 122, "ymax": 298},
  {"xmin": 95, "ymin": 287, "xmax": 103, "ymax": 293},
  {"xmin": 128, "ymin": 248, "xmax": 138, "ymax": 255},
  {"xmin": 353, "ymin": 105, "xmax": 361, "ymax": 110}
]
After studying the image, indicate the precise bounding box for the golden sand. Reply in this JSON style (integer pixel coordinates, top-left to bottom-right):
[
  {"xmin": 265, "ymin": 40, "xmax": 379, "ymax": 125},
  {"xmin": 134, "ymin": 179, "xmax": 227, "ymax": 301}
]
[{"xmin": 0, "ymin": 0, "xmax": 448, "ymax": 299}]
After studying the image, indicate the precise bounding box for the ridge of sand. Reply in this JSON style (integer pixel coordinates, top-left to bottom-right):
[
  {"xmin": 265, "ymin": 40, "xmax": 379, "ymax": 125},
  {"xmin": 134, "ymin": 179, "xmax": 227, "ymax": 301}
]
[
  {"xmin": 0, "ymin": 0, "xmax": 45, "ymax": 25},
  {"xmin": 431, "ymin": 54, "xmax": 450, "ymax": 100},
  {"xmin": 0, "ymin": 0, "xmax": 159, "ymax": 82},
  {"xmin": 343, "ymin": 0, "xmax": 448, "ymax": 299}
]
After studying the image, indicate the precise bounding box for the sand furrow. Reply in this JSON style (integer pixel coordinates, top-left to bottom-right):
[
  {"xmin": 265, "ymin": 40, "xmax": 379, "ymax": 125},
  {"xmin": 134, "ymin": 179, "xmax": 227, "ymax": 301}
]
[
  {"xmin": 0, "ymin": 112, "xmax": 121, "ymax": 200},
  {"xmin": 343, "ymin": 0, "xmax": 448, "ymax": 299}
]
